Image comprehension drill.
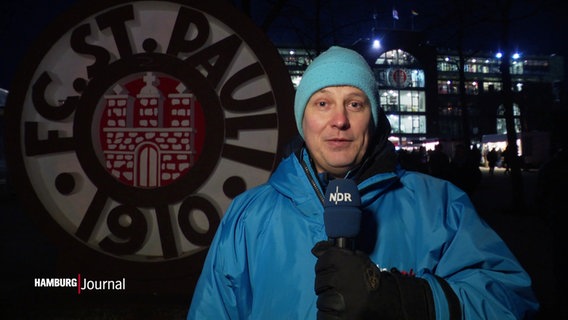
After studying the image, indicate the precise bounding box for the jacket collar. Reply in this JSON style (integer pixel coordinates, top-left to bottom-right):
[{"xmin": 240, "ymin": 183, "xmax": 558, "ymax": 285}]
[{"xmin": 269, "ymin": 148, "xmax": 400, "ymax": 215}]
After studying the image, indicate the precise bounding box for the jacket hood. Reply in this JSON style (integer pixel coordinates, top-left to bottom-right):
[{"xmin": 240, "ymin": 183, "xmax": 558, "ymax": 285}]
[{"xmin": 351, "ymin": 102, "xmax": 398, "ymax": 184}]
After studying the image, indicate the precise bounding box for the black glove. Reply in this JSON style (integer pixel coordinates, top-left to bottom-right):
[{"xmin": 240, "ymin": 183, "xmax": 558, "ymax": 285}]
[{"xmin": 312, "ymin": 240, "xmax": 443, "ymax": 320}]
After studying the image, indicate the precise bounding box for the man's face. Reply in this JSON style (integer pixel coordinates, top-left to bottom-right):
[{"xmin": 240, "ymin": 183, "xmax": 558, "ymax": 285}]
[{"xmin": 302, "ymin": 86, "xmax": 373, "ymax": 177}]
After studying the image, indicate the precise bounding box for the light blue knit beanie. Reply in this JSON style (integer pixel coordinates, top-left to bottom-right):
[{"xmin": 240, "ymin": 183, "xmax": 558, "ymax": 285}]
[{"xmin": 294, "ymin": 46, "xmax": 379, "ymax": 138}]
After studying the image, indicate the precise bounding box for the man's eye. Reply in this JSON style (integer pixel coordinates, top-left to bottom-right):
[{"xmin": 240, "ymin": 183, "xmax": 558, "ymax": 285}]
[
  {"xmin": 349, "ymin": 102, "xmax": 363, "ymax": 108},
  {"xmin": 318, "ymin": 101, "xmax": 327, "ymax": 107}
]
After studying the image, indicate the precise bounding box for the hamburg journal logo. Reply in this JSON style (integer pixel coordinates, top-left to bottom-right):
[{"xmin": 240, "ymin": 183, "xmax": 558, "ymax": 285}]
[
  {"xmin": 5, "ymin": 0, "xmax": 294, "ymax": 281},
  {"xmin": 34, "ymin": 275, "xmax": 126, "ymax": 294}
]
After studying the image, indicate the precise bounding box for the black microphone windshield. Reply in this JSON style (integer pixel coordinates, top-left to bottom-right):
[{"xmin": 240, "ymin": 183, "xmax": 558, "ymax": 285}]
[{"xmin": 323, "ymin": 178, "xmax": 361, "ymax": 239}]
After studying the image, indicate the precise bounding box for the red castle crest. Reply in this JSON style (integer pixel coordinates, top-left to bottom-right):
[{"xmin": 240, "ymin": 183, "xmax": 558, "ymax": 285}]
[{"xmin": 99, "ymin": 72, "xmax": 205, "ymax": 188}]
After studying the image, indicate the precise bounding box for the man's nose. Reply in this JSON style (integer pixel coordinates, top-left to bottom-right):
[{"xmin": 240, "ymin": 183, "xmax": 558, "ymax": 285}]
[{"xmin": 331, "ymin": 107, "xmax": 349, "ymax": 129}]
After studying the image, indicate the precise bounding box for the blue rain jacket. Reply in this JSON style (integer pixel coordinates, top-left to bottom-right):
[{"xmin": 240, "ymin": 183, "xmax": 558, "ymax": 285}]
[{"xmin": 188, "ymin": 149, "xmax": 539, "ymax": 319}]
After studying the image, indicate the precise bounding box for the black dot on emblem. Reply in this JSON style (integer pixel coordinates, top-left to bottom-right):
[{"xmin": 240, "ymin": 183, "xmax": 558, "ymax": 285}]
[
  {"xmin": 142, "ymin": 38, "xmax": 158, "ymax": 53},
  {"xmin": 223, "ymin": 176, "xmax": 247, "ymax": 199},
  {"xmin": 55, "ymin": 173, "xmax": 76, "ymax": 195},
  {"xmin": 73, "ymin": 78, "xmax": 88, "ymax": 93}
]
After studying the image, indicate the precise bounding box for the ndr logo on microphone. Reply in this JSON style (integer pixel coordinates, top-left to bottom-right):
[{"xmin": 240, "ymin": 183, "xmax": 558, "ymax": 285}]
[{"xmin": 328, "ymin": 185, "xmax": 354, "ymax": 204}]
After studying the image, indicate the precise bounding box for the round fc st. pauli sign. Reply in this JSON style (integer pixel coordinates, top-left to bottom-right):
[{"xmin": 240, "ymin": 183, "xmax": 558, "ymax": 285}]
[{"xmin": 5, "ymin": 0, "xmax": 295, "ymax": 282}]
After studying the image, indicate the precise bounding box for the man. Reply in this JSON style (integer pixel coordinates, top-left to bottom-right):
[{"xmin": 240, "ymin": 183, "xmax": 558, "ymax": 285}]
[
  {"xmin": 188, "ymin": 46, "xmax": 538, "ymax": 319},
  {"xmin": 487, "ymin": 147, "xmax": 499, "ymax": 175}
]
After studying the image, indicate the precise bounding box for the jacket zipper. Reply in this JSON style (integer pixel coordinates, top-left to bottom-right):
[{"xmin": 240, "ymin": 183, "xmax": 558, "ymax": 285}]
[{"xmin": 299, "ymin": 153, "xmax": 325, "ymax": 205}]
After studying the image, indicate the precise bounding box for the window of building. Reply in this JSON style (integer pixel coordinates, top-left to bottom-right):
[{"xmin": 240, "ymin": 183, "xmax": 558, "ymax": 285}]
[
  {"xmin": 278, "ymin": 48, "xmax": 315, "ymax": 88},
  {"xmin": 386, "ymin": 114, "xmax": 426, "ymax": 134},
  {"xmin": 375, "ymin": 49, "xmax": 418, "ymax": 66},
  {"xmin": 380, "ymin": 90, "xmax": 399, "ymax": 113},
  {"xmin": 387, "ymin": 114, "xmax": 400, "ymax": 133},
  {"xmin": 290, "ymin": 74, "xmax": 302, "ymax": 88},
  {"xmin": 375, "ymin": 49, "xmax": 427, "ymax": 137},
  {"xmin": 466, "ymin": 81, "xmax": 479, "ymax": 95},
  {"xmin": 438, "ymin": 80, "xmax": 458, "ymax": 94},
  {"xmin": 483, "ymin": 81, "xmax": 502, "ymax": 92},
  {"xmin": 496, "ymin": 104, "xmax": 521, "ymax": 134},
  {"xmin": 437, "ymin": 56, "xmax": 459, "ymax": 72},
  {"xmin": 399, "ymin": 90, "xmax": 425, "ymax": 112},
  {"xmin": 511, "ymin": 60, "xmax": 523, "ymax": 74},
  {"xmin": 437, "ymin": 80, "xmax": 478, "ymax": 95},
  {"xmin": 400, "ymin": 115, "xmax": 426, "ymax": 134}
]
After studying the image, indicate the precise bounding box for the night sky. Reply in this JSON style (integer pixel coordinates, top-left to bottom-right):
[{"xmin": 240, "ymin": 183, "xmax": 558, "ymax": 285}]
[{"xmin": 1, "ymin": 0, "xmax": 566, "ymax": 91}]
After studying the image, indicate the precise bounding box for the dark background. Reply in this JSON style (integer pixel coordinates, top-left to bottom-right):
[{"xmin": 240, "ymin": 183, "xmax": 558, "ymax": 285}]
[{"xmin": 1, "ymin": 0, "xmax": 567, "ymax": 91}]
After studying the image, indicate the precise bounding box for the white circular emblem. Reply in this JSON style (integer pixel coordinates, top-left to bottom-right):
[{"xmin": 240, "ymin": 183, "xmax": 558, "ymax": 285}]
[{"xmin": 5, "ymin": 0, "xmax": 294, "ymax": 280}]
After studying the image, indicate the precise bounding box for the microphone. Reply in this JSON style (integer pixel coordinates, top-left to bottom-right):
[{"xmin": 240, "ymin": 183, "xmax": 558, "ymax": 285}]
[{"xmin": 323, "ymin": 178, "xmax": 361, "ymax": 249}]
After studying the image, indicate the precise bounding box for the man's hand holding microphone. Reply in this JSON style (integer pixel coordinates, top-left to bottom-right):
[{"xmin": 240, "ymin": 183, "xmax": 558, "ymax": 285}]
[{"xmin": 312, "ymin": 179, "xmax": 436, "ymax": 320}]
